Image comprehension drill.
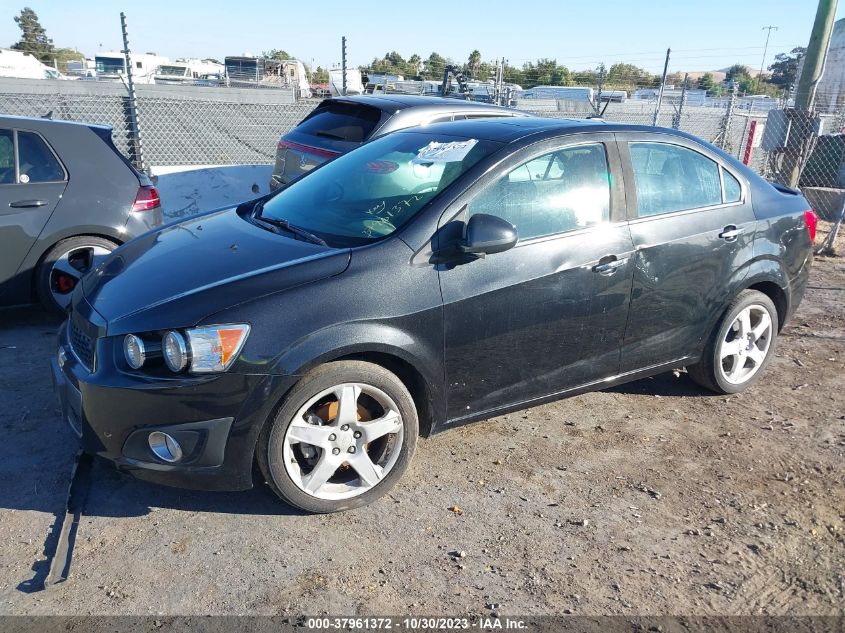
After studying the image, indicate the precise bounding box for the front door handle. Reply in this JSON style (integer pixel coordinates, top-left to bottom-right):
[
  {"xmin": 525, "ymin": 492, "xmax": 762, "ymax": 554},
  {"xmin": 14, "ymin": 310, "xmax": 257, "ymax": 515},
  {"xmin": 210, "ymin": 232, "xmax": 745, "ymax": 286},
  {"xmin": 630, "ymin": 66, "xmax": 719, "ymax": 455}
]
[
  {"xmin": 9, "ymin": 199, "xmax": 48, "ymax": 208},
  {"xmin": 719, "ymin": 225, "xmax": 743, "ymax": 241},
  {"xmin": 592, "ymin": 256, "xmax": 629, "ymax": 275}
]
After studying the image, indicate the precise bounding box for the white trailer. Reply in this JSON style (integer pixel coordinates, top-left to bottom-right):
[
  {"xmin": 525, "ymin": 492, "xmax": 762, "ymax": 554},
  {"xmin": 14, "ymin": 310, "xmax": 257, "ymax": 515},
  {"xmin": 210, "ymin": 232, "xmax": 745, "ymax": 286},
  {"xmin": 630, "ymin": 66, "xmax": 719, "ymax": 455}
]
[
  {"xmin": 155, "ymin": 59, "xmax": 224, "ymax": 85},
  {"xmin": 0, "ymin": 48, "xmax": 64, "ymax": 80},
  {"xmin": 94, "ymin": 52, "xmax": 169, "ymax": 84}
]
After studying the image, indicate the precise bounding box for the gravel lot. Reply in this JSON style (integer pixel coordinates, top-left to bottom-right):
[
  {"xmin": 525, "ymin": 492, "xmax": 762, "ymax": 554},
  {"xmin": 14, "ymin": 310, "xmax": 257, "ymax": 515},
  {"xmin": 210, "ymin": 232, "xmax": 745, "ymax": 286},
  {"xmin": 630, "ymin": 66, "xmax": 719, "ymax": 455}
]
[{"xmin": 0, "ymin": 225, "xmax": 842, "ymax": 618}]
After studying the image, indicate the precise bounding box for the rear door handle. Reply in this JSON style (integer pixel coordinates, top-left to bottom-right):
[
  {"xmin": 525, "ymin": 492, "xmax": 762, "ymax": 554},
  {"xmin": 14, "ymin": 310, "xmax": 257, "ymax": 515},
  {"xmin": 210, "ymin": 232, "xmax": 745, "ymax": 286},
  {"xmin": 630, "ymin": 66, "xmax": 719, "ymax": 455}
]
[
  {"xmin": 9, "ymin": 199, "xmax": 48, "ymax": 208},
  {"xmin": 592, "ymin": 256, "xmax": 629, "ymax": 275},
  {"xmin": 719, "ymin": 225, "xmax": 743, "ymax": 241}
]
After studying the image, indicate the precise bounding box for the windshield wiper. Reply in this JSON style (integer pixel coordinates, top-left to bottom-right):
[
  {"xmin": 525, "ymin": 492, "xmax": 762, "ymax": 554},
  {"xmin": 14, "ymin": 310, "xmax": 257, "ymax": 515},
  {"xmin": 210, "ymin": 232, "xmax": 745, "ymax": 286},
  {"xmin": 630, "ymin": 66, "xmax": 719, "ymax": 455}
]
[{"xmin": 254, "ymin": 212, "xmax": 328, "ymax": 247}]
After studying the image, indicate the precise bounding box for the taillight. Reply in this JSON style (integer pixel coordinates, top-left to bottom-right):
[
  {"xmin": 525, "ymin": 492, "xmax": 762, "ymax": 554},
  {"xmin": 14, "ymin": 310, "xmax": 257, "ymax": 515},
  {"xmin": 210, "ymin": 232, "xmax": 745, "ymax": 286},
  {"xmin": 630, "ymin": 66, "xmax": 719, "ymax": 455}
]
[
  {"xmin": 132, "ymin": 185, "xmax": 160, "ymax": 212},
  {"xmin": 803, "ymin": 209, "xmax": 817, "ymax": 243}
]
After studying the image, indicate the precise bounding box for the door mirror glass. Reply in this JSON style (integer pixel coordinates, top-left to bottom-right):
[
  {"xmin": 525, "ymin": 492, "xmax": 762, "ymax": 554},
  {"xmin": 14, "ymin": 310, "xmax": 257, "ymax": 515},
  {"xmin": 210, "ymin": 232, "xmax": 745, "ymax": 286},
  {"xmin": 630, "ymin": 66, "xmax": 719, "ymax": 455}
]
[{"xmin": 459, "ymin": 213, "xmax": 518, "ymax": 256}]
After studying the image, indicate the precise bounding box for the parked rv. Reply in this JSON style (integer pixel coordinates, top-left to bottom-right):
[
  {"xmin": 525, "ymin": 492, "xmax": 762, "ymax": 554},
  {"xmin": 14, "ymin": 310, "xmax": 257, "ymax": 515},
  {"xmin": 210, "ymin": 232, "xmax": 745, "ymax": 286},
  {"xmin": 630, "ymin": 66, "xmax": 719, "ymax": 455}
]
[
  {"xmin": 224, "ymin": 56, "xmax": 311, "ymax": 95},
  {"xmin": 66, "ymin": 58, "xmax": 96, "ymax": 79},
  {"xmin": 154, "ymin": 59, "xmax": 224, "ymax": 85},
  {"xmin": 0, "ymin": 48, "xmax": 65, "ymax": 80},
  {"xmin": 599, "ymin": 90, "xmax": 628, "ymax": 103},
  {"xmin": 94, "ymin": 52, "xmax": 169, "ymax": 84}
]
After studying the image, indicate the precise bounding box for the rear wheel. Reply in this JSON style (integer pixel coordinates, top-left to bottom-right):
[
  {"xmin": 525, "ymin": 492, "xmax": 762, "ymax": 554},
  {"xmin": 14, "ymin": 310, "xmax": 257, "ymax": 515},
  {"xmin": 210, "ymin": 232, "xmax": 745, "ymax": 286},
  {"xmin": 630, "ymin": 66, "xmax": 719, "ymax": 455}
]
[
  {"xmin": 687, "ymin": 290, "xmax": 778, "ymax": 394},
  {"xmin": 257, "ymin": 361, "xmax": 418, "ymax": 513},
  {"xmin": 36, "ymin": 236, "xmax": 118, "ymax": 314}
]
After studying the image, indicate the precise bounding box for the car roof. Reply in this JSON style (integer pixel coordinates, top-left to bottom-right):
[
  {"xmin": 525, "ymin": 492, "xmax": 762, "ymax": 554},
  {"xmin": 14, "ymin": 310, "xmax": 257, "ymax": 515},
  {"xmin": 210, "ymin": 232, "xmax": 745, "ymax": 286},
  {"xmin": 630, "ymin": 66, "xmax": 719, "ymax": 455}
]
[
  {"xmin": 0, "ymin": 114, "xmax": 111, "ymax": 134},
  {"xmin": 395, "ymin": 116, "xmax": 703, "ymax": 144},
  {"xmin": 324, "ymin": 94, "xmax": 516, "ymax": 114}
]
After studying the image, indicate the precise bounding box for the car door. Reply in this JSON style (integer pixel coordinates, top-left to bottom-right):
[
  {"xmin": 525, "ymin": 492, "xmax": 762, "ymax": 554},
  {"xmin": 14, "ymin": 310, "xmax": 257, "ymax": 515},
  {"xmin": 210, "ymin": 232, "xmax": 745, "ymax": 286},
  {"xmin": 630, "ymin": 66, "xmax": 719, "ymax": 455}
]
[
  {"xmin": 437, "ymin": 135, "xmax": 635, "ymax": 422},
  {"xmin": 0, "ymin": 128, "xmax": 67, "ymax": 299},
  {"xmin": 616, "ymin": 134, "xmax": 756, "ymax": 372}
]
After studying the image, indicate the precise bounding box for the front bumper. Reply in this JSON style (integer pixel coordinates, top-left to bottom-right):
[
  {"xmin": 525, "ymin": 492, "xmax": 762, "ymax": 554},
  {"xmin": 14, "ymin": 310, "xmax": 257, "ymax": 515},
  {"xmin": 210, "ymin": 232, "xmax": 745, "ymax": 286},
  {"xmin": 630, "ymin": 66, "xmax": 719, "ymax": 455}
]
[{"xmin": 51, "ymin": 320, "xmax": 295, "ymax": 491}]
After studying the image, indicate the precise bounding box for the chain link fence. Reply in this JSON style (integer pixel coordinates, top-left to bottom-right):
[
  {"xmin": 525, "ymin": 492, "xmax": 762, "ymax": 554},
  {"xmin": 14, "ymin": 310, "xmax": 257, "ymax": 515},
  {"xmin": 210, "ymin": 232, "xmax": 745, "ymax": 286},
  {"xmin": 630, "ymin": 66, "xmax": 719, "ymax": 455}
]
[{"xmin": 1, "ymin": 77, "xmax": 844, "ymax": 235}]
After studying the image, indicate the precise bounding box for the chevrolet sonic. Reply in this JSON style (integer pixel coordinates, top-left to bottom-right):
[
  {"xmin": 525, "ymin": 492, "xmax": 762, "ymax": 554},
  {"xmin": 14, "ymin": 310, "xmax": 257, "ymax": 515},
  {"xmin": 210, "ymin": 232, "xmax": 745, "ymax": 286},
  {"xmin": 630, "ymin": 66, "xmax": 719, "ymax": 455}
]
[{"xmin": 51, "ymin": 118, "xmax": 815, "ymax": 513}]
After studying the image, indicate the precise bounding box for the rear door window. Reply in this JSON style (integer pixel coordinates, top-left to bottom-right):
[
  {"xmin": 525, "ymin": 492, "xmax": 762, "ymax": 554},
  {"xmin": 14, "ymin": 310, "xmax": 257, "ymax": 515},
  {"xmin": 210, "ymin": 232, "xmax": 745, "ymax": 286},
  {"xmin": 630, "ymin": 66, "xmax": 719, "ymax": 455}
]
[
  {"xmin": 295, "ymin": 101, "xmax": 382, "ymax": 143},
  {"xmin": 16, "ymin": 131, "xmax": 65, "ymax": 183},
  {"xmin": 630, "ymin": 142, "xmax": 721, "ymax": 217}
]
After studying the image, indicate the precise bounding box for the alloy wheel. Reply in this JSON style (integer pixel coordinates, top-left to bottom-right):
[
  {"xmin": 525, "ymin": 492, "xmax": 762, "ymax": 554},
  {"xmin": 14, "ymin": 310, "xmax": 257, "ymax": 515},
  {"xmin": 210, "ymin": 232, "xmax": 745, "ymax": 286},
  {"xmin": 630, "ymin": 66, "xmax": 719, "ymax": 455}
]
[
  {"xmin": 717, "ymin": 304, "xmax": 773, "ymax": 385},
  {"xmin": 282, "ymin": 382, "xmax": 404, "ymax": 500},
  {"xmin": 49, "ymin": 244, "xmax": 112, "ymax": 310}
]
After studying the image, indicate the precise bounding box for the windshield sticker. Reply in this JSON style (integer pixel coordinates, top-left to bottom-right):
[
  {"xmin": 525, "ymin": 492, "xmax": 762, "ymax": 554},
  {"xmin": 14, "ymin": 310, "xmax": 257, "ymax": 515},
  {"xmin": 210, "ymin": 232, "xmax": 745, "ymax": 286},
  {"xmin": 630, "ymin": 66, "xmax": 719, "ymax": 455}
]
[{"xmin": 412, "ymin": 139, "xmax": 478, "ymax": 164}]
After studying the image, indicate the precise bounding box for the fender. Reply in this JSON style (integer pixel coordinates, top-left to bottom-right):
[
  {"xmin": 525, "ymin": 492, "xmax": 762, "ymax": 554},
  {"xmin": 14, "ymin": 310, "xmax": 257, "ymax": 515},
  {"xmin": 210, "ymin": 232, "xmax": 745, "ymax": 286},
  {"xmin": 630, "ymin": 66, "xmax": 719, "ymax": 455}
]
[{"xmin": 696, "ymin": 254, "xmax": 790, "ymax": 351}]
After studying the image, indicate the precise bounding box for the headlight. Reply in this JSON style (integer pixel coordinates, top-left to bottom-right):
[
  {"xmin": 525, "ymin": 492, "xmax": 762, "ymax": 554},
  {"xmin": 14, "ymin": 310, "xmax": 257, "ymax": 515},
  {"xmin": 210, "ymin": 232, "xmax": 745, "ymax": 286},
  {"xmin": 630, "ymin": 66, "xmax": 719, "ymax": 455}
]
[
  {"xmin": 123, "ymin": 334, "xmax": 146, "ymax": 369},
  {"xmin": 162, "ymin": 331, "xmax": 188, "ymax": 372},
  {"xmin": 186, "ymin": 324, "xmax": 251, "ymax": 373}
]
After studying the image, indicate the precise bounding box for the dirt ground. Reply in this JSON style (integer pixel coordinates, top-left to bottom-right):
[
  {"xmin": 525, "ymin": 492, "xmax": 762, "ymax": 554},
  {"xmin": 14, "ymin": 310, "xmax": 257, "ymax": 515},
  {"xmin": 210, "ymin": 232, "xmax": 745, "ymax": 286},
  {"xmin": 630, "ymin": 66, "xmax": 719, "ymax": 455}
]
[{"xmin": 0, "ymin": 225, "xmax": 842, "ymax": 618}]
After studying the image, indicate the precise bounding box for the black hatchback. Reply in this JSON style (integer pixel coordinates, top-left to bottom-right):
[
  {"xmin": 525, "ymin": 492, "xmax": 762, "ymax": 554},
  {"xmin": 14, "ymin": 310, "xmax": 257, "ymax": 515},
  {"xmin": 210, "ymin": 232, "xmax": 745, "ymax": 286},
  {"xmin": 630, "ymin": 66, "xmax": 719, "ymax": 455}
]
[{"xmin": 52, "ymin": 118, "xmax": 815, "ymax": 513}]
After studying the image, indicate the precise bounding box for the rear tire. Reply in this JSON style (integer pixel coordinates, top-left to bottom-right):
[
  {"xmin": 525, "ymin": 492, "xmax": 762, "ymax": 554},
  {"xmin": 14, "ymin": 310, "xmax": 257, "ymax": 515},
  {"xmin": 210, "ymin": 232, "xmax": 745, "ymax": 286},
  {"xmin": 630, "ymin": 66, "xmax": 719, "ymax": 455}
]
[
  {"xmin": 36, "ymin": 236, "xmax": 118, "ymax": 314},
  {"xmin": 687, "ymin": 290, "xmax": 778, "ymax": 394},
  {"xmin": 257, "ymin": 361, "xmax": 418, "ymax": 513}
]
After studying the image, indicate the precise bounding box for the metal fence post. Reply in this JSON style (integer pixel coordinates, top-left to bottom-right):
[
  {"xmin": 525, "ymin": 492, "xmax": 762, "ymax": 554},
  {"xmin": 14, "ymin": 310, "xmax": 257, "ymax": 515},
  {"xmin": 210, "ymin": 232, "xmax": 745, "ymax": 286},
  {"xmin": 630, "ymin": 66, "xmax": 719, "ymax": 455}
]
[
  {"xmin": 672, "ymin": 73, "xmax": 688, "ymax": 130},
  {"xmin": 652, "ymin": 48, "xmax": 670, "ymax": 126},
  {"xmin": 341, "ymin": 36, "xmax": 348, "ymax": 97},
  {"xmin": 120, "ymin": 12, "xmax": 146, "ymax": 173},
  {"xmin": 718, "ymin": 83, "xmax": 738, "ymax": 153}
]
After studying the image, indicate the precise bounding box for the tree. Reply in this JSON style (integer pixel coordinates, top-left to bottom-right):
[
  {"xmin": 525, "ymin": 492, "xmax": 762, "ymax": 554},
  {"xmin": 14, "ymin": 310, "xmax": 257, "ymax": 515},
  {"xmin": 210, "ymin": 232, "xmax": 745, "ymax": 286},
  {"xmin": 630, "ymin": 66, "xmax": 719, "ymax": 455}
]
[
  {"xmin": 262, "ymin": 49, "xmax": 293, "ymax": 61},
  {"xmin": 11, "ymin": 7, "xmax": 54, "ymax": 63},
  {"xmin": 606, "ymin": 63, "xmax": 654, "ymax": 89},
  {"xmin": 311, "ymin": 66, "xmax": 329, "ymax": 84},
  {"xmin": 697, "ymin": 72, "xmax": 716, "ymax": 94},
  {"xmin": 423, "ymin": 52, "xmax": 448, "ymax": 80},
  {"xmin": 521, "ymin": 58, "xmax": 570, "ymax": 88},
  {"xmin": 407, "ymin": 54, "xmax": 421, "ymax": 78},
  {"xmin": 52, "ymin": 47, "xmax": 84, "ymax": 74},
  {"xmin": 466, "ymin": 49, "xmax": 481, "ymax": 78},
  {"xmin": 725, "ymin": 64, "xmax": 752, "ymax": 83},
  {"xmin": 768, "ymin": 47, "xmax": 806, "ymax": 89}
]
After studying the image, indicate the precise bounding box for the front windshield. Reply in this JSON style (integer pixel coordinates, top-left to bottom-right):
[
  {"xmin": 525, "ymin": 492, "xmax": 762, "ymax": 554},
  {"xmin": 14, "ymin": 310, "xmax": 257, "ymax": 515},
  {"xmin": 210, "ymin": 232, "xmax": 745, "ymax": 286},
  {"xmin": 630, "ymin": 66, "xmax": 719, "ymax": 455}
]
[{"xmin": 259, "ymin": 131, "xmax": 501, "ymax": 246}]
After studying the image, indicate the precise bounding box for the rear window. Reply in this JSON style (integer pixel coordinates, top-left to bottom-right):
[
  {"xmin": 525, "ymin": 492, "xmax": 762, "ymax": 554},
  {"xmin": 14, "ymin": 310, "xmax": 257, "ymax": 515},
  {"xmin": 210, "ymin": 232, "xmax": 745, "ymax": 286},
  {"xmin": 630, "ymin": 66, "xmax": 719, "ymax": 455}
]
[
  {"xmin": 296, "ymin": 101, "xmax": 382, "ymax": 143},
  {"xmin": 17, "ymin": 131, "xmax": 65, "ymax": 183}
]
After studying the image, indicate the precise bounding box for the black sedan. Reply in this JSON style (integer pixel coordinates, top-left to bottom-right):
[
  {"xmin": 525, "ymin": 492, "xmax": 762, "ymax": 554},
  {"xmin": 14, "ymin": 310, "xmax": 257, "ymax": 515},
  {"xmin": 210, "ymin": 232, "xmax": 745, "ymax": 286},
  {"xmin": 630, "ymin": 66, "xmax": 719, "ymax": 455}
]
[{"xmin": 52, "ymin": 118, "xmax": 815, "ymax": 513}]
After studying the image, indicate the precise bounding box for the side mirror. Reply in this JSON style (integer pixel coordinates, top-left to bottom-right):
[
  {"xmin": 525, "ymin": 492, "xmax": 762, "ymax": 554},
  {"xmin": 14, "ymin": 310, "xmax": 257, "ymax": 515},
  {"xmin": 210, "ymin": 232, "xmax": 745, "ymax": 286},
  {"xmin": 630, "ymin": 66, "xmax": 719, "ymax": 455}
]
[{"xmin": 458, "ymin": 213, "xmax": 518, "ymax": 256}]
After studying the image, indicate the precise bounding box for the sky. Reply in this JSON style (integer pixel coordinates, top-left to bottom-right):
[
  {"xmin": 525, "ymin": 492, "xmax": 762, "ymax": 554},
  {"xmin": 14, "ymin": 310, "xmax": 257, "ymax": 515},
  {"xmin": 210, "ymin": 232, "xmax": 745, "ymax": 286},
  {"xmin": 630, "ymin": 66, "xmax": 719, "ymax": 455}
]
[{"xmin": 1, "ymin": 0, "xmax": 843, "ymax": 75}]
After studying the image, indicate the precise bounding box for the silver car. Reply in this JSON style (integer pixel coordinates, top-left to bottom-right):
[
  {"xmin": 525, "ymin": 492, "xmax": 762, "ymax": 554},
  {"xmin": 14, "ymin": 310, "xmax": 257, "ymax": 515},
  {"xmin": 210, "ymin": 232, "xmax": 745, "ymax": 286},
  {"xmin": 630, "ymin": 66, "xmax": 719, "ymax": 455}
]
[{"xmin": 270, "ymin": 95, "xmax": 526, "ymax": 190}]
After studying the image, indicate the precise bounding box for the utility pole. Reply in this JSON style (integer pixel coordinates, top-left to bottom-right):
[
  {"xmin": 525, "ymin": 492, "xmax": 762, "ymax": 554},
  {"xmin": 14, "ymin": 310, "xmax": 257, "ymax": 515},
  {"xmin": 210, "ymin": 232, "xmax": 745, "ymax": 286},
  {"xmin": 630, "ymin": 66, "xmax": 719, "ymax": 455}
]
[
  {"xmin": 120, "ymin": 12, "xmax": 145, "ymax": 173},
  {"xmin": 341, "ymin": 36, "xmax": 348, "ymax": 96},
  {"xmin": 759, "ymin": 25, "xmax": 778, "ymax": 80},
  {"xmin": 784, "ymin": 0, "xmax": 839, "ymax": 187},
  {"xmin": 652, "ymin": 48, "xmax": 670, "ymax": 126}
]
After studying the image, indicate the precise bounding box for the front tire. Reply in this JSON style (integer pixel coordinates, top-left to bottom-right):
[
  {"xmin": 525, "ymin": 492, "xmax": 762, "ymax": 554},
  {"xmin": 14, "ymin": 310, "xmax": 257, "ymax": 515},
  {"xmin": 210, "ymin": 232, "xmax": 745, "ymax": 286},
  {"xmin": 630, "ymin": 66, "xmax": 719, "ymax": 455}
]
[
  {"xmin": 687, "ymin": 290, "xmax": 778, "ymax": 394},
  {"xmin": 257, "ymin": 361, "xmax": 418, "ymax": 513}
]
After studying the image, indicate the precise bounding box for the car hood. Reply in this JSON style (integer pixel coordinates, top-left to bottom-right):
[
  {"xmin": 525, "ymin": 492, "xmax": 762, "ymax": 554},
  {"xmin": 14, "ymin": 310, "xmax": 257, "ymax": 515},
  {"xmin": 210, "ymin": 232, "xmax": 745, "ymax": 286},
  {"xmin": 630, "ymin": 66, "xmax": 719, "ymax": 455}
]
[{"xmin": 81, "ymin": 207, "xmax": 350, "ymax": 335}]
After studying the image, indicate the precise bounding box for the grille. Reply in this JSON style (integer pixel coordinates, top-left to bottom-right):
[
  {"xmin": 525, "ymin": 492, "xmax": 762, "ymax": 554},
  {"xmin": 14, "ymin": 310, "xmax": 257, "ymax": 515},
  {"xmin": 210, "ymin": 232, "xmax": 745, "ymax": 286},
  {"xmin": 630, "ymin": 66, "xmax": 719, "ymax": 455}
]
[{"xmin": 69, "ymin": 319, "xmax": 95, "ymax": 371}]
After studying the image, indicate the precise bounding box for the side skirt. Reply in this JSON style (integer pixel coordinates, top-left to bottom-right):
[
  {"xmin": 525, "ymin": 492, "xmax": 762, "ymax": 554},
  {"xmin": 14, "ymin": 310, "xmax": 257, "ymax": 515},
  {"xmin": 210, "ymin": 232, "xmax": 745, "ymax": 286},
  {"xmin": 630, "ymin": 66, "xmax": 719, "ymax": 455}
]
[{"xmin": 433, "ymin": 356, "xmax": 695, "ymax": 434}]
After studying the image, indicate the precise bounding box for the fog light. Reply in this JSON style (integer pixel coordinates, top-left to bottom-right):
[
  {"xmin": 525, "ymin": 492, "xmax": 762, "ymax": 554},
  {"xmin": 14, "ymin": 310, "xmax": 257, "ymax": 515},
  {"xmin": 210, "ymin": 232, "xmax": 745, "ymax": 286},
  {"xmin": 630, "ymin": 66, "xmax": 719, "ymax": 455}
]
[
  {"xmin": 57, "ymin": 347, "xmax": 67, "ymax": 369},
  {"xmin": 148, "ymin": 431, "xmax": 183, "ymax": 463}
]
